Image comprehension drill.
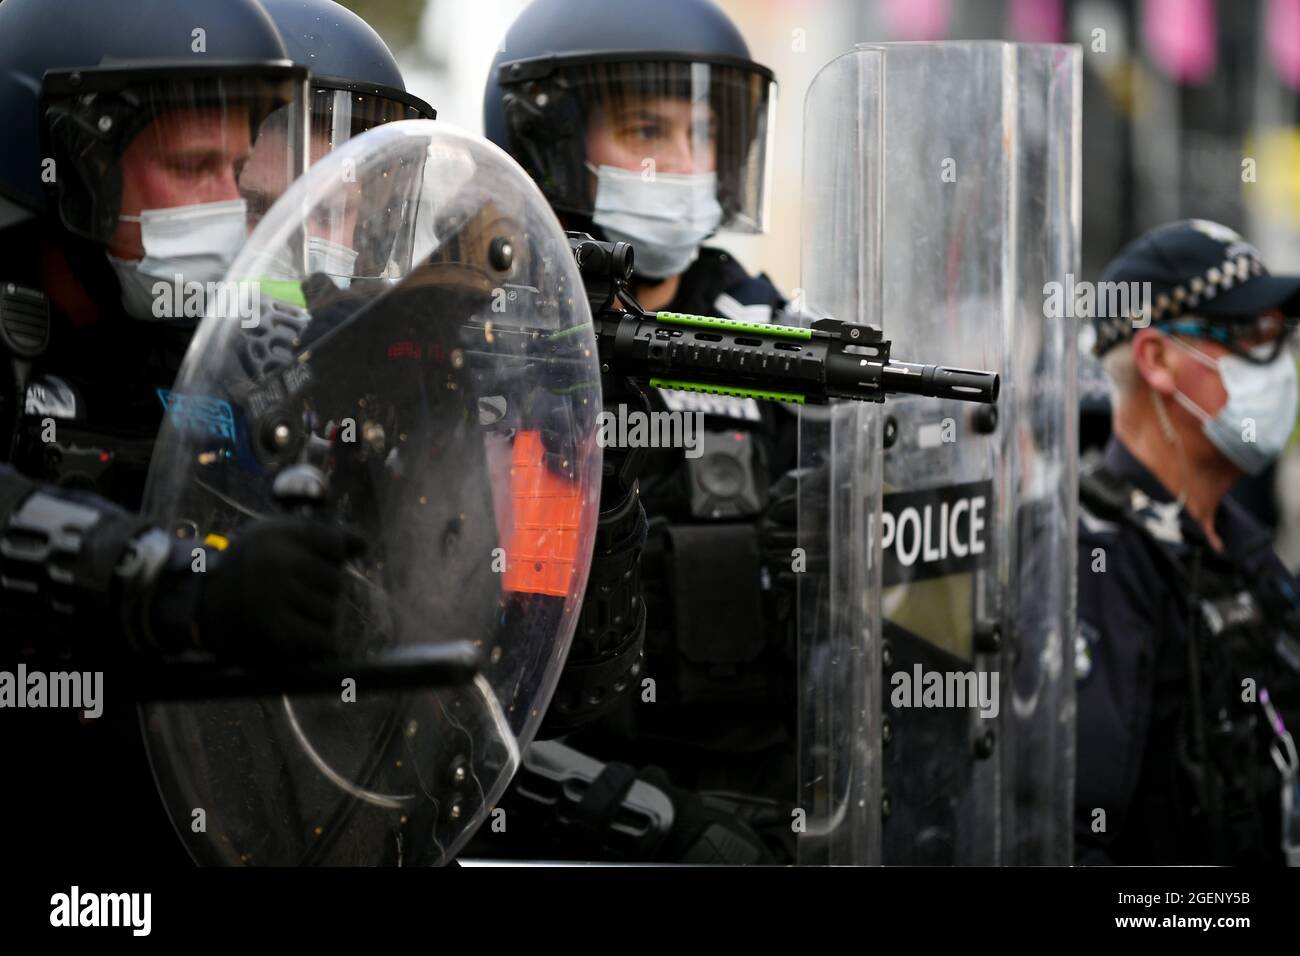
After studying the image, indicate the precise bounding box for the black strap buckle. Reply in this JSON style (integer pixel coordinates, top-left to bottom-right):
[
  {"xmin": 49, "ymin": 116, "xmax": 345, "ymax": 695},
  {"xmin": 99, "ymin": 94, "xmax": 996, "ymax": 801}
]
[{"xmin": 0, "ymin": 283, "xmax": 51, "ymax": 358}]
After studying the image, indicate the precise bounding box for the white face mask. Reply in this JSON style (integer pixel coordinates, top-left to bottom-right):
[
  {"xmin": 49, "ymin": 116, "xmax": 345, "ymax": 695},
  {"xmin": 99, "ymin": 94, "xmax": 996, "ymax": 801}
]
[
  {"xmin": 266, "ymin": 235, "xmax": 361, "ymax": 289},
  {"xmin": 587, "ymin": 162, "xmax": 723, "ymax": 279},
  {"xmin": 1167, "ymin": 335, "xmax": 1300, "ymax": 475},
  {"xmin": 107, "ymin": 198, "xmax": 248, "ymax": 320},
  {"xmin": 306, "ymin": 235, "xmax": 359, "ymax": 288}
]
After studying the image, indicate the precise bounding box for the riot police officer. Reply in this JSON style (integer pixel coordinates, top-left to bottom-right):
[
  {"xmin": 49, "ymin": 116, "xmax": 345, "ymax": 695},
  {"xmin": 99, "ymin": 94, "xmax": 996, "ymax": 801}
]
[
  {"xmin": 477, "ymin": 0, "xmax": 797, "ymax": 862},
  {"xmin": 0, "ymin": 0, "xmax": 430, "ymax": 866},
  {"xmin": 1077, "ymin": 219, "xmax": 1300, "ymax": 865}
]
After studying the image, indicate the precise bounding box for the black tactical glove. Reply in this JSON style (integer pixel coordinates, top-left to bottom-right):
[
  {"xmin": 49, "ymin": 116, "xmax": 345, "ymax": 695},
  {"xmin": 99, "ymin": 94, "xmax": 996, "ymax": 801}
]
[
  {"xmin": 473, "ymin": 740, "xmax": 778, "ymax": 864},
  {"xmin": 634, "ymin": 765, "xmax": 777, "ymax": 864},
  {"xmin": 173, "ymin": 518, "xmax": 366, "ymax": 660}
]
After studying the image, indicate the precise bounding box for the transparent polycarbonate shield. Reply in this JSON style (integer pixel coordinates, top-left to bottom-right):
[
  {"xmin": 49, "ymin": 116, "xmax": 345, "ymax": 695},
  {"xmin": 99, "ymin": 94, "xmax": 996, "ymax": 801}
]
[
  {"xmin": 140, "ymin": 121, "xmax": 602, "ymax": 865},
  {"xmin": 795, "ymin": 47, "xmax": 885, "ymax": 867},
  {"xmin": 799, "ymin": 43, "xmax": 1080, "ymax": 865}
]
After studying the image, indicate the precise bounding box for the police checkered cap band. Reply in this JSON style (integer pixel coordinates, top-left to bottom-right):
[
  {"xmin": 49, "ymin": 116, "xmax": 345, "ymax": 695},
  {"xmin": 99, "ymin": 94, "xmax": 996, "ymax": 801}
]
[
  {"xmin": 1092, "ymin": 252, "xmax": 1266, "ymax": 354},
  {"xmin": 1091, "ymin": 219, "xmax": 1300, "ymax": 356}
]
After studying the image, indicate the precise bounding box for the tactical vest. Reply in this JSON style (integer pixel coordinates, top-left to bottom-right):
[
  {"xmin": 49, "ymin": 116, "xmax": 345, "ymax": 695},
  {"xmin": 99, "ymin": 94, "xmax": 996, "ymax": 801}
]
[
  {"xmin": 2, "ymin": 282, "xmax": 191, "ymax": 511},
  {"xmin": 1080, "ymin": 454, "xmax": 1300, "ymax": 865},
  {"xmin": 580, "ymin": 248, "xmax": 798, "ymax": 794}
]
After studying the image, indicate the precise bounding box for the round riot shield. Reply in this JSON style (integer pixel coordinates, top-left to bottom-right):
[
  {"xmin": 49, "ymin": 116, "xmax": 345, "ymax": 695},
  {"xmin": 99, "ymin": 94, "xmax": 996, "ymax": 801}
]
[
  {"xmin": 140, "ymin": 120, "xmax": 602, "ymax": 866},
  {"xmin": 798, "ymin": 43, "xmax": 1080, "ymax": 865}
]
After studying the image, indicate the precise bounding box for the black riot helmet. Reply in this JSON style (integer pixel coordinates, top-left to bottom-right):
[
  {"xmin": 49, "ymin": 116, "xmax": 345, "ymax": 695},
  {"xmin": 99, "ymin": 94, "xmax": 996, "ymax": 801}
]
[
  {"xmin": 260, "ymin": 0, "xmax": 434, "ymax": 152},
  {"xmin": 250, "ymin": 0, "xmax": 437, "ymax": 283},
  {"xmin": 0, "ymin": 0, "xmax": 310, "ymax": 254},
  {"xmin": 483, "ymin": 0, "xmax": 775, "ymax": 238}
]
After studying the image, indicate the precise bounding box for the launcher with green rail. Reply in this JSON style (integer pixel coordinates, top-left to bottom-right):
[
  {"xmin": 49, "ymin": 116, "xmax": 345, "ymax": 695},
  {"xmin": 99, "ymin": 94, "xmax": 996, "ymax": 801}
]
[{"xmin": 568, "ymin": 231, "xmax": 1000, "ymax": 408}]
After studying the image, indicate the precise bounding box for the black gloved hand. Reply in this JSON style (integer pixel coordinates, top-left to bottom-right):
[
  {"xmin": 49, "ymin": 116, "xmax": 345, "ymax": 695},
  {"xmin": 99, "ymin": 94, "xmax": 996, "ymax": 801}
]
[
  {"xmin": 190, "ymin": 518, "xmax": 366, "ymax": 660},
  {"xmin": 636, "ymin": 765, "xmax": 776, "ymax": 865}
]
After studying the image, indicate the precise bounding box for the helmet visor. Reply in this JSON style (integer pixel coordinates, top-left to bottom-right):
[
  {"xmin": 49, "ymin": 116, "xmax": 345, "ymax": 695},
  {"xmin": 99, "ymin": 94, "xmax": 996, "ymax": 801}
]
[
  {"xmin": 42, "ymin": 64, "xmax": 310, "ymax": 259},
  {"xmin": 499, "ymin": 56, "xmax": 775, "ymax": 234},
  {"xmin": 307, "ymin": 83, "xmax": 435, "ymax": 144},
  {"xmin": 241, "ymin": 85, "xmax": 436, "ymax": 278}
]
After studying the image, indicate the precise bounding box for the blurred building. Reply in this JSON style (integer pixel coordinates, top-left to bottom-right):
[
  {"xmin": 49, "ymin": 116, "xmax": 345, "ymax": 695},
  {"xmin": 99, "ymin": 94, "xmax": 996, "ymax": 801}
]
[
  {"xmin": 340, "ymin": 0, "xmax": 1300, "ymax": 562},
  {"xmin": 342, "ymin": 0, "xmax": 1300, "ymax": 290}
]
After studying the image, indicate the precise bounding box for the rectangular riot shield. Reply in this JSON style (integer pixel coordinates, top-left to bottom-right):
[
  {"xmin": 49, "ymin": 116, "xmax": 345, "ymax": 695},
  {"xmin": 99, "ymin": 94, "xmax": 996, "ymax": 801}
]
[
  {"xmin": 795, "ymin": 46, "xmax": 885, "ymax": 867},
  {"xmin": 798, "ymin": 42, "xmax": 1081, "ymax": 865}
]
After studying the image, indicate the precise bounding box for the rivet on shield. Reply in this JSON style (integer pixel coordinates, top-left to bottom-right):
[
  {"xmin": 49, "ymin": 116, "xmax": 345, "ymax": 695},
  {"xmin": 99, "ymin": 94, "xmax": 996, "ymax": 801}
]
[
  {"xmin": 258, "ymin": 414, "xmax": 302, "ymax": 462},
  {"xmin": 973, "ymin": 621, "xmax": 1002, "ymax": 654},
  {"xmin": 489, "ymin": 237, "xmax": 514, "ymax": 272},
  {"xmin": 973, "ymin": 404, "xmax": 999, "ymax": 434},
  {"xmin": 454, "ymin": 765, "xmax": 467, "ymax": 785},
  {"xmin": 883, "ymin": 415, "xmax": 898, "ymax": 449}
]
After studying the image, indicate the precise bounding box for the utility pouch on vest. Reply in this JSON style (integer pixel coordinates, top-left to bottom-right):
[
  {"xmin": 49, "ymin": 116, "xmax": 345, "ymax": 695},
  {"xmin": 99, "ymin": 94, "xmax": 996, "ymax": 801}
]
[{"xmin": 664, "ymin": 522, "xmax": 765, "ymax": 701}]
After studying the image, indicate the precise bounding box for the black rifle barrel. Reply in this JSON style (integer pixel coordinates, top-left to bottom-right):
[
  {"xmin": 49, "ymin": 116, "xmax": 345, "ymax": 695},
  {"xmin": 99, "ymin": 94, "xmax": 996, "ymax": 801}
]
[{"xmin": 877, "ymin": 361, "xmax": 1001, "ymax": 403}]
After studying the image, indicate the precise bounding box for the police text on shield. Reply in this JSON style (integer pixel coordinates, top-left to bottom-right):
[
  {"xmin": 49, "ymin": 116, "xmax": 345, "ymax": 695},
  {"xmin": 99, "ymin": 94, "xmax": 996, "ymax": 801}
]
[{"xmin": 878, "ymin": 480, "xmax": 992, "ymax": 586}]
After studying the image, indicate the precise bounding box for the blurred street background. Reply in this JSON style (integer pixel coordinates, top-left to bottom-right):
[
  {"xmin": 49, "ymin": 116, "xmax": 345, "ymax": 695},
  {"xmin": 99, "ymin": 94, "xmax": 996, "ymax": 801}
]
[
  {"xmin": 342, "ymin": 0, "xmax": 1300, "ymax": 563},
  {"xmin": 340, "ymin": 0, "xmax": 1300, "ymax": 289}
]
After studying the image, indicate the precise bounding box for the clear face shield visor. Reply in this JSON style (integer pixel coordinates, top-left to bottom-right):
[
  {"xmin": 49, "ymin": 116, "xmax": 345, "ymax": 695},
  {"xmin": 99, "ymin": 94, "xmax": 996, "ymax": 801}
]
[{"xmin": 497, "ymin": 55, "xmax": 776, "ymax": 235}]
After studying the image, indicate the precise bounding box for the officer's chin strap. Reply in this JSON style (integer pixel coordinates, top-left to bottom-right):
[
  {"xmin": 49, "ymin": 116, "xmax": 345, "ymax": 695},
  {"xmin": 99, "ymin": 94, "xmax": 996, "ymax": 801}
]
[
  {"xmin": 1150, "ymin": 389, "xmax": 1191, "ymax": 511},
  {"xmin": 1260, "ymin": 687, "xmax": 1300, "ymax": 866}
]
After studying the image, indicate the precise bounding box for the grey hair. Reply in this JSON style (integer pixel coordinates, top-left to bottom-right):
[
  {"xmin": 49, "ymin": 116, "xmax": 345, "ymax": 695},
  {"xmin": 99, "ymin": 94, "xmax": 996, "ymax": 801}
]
[{"xmin": 1102, "ymin": 341, "xmax": 1140, "ymax": 397}]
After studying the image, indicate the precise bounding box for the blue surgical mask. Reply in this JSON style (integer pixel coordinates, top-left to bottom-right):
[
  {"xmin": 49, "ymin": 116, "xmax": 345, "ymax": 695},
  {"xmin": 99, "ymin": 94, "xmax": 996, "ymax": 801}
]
[
  {"xmin": 1168, "ymin": 335, "xmax": 1299, "ymax": 475},
  {"xmin": 587, "ymin": 162, "xmax": 723, "ymax": 279}
]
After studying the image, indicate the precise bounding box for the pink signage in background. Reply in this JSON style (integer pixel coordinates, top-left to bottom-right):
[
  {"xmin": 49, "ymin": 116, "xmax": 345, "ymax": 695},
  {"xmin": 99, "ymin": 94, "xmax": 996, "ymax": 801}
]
[
  {"xmin": 1007, "ymin": 0, "xmax": 1065, "ymax": 43},
  {"xmin": 1266, "ymin": 0, "xmax": 1300, "ymax": 90},
  {"xmin": 879, "ymin": 0, "xmax": 952, "ymax": 41},
  {"xmin": 1143, "ymin": 0, "xmax": 1218, "ymax": 85}
]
